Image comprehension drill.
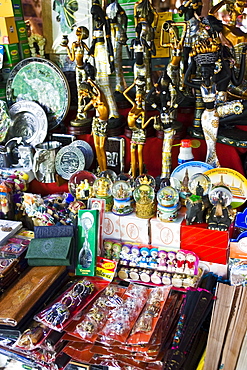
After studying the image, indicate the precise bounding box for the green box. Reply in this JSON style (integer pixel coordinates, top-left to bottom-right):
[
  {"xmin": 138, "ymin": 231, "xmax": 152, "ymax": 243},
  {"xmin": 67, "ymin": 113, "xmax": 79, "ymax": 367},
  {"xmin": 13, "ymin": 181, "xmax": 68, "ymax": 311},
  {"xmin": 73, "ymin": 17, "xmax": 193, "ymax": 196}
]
[
  {"xmin": 3, "ymin": 43, "xmax": 20, "ymax": 65},
  {"xmin": 0, "ymin": 83, "xmax": 7, "ymax": 101},
  {"xmin": 76, "ymin": 209, "xmax": 99, "ymax": 276},
  {"xmin": 12, "ymin": 0, "xmax": 23, "ymax": 18},
  {"xmin": 19, "ymin": 42, "xmax": 31, "ymax": 59},
  {"xmin": 15, "ymin": 20, "xmax": 28, "ymax": 42}
]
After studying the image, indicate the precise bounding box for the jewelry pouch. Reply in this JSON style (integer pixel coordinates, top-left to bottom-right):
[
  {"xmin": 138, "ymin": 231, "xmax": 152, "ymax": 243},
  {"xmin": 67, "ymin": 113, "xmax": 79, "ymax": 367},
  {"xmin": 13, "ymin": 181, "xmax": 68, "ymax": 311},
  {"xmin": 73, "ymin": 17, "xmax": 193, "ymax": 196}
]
[{"xmin": 26, "ymin": 237, "xmax": 73, "ymax": 266}]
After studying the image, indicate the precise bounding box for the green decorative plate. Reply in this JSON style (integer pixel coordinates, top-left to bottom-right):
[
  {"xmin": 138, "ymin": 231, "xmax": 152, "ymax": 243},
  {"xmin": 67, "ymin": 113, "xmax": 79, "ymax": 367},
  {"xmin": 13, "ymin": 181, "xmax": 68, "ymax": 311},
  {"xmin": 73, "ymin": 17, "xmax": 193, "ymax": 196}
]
[{"xmin": 6, "ymin": 57, "xmax": 70, "ymax": 131}]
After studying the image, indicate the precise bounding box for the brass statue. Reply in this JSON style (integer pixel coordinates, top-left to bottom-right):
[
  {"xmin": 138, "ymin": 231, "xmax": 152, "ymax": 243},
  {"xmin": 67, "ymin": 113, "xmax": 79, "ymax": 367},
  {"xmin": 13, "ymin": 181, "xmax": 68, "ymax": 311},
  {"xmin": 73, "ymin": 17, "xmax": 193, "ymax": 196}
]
[{"xmin": 78, "ymin": 78, "xmax": 109, "ymax": 172}]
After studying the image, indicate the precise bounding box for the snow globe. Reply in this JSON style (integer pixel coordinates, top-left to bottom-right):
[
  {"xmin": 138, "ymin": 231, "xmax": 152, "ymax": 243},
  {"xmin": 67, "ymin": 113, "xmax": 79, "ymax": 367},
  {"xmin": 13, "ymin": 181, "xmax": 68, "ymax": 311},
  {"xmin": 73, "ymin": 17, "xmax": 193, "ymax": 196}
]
[{"xmin": 112, "ymin": 180, "xmax": 133, "ymax": 215}]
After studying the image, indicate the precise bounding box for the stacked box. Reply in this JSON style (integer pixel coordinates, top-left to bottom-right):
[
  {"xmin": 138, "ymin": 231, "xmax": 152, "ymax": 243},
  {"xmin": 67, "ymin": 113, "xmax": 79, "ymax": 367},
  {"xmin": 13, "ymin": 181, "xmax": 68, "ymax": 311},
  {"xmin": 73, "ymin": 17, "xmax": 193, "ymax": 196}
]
[
  {"xmin": 0, "ymin": 17, "xmax": 18, "ymax": 44},
  {"xmin": 181, "ymin": 220, "xmax": 230, "ymax": 264},
  {"xmin": 18, "ymin": 42, "xmax": 31, "ymax": 59},
  {"xmin": 15, "ymin": 20, "xmax": 28, "ymax": 43},
  {"xmin": 0, "ymin": 0, "xmax": 24, "ymax": 18},
  {"xmin": 3, "ymin": 43, "xmax": 20, "ymax": 65}
]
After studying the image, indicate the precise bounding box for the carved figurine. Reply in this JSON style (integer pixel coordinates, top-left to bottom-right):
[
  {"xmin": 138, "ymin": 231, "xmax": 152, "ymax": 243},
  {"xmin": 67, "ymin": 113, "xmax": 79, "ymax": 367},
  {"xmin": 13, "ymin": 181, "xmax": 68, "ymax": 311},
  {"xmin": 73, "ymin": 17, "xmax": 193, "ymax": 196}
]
[
  {"xmin": 61, "ymin": 26, "xmax": 91, "ymax": 125},
  {"xmin": 106, "ymin": 0, "xmax": 128, "ymax": 95},
  {"xmin": 78, "ymin": 78, "xmax": 109, "ymax": 172},
  {"xmin": 89, "ymin": 0, "xmax": 121, "ymax": 125},
  {"xmin": 123, "ymin": 76, "xmax": 155, "ymax": 177},
  {"xmin": 133, "ymin": 0, "xmax": 158, "ymax": 91}
]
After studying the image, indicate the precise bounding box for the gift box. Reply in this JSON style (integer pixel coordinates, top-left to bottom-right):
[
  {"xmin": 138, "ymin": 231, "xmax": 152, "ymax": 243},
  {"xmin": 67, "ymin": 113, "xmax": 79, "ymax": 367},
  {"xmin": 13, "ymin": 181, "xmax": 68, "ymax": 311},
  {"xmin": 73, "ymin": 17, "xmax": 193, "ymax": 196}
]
[
  {"xmin": 150, "ymin": 215, "xmax": 184, "ymax": 249},
  {"xmin": 3, "ymin": 43, "xmax": 20, "ymax": 65},
  {"xmin": 0, "ymin": 17, "xmax": 18, "ymax": 44},
  {"xmin": 181, "ymin": 221, "xmax": 229, "ymax": 264},
  {"xmin": 119, "ymin": 213, "xmax": 150, "ymax": 244},
  {"xmin": 15, "ymin": 20, "xmax": 28, "ymax": 42},
  {"xmin": 0, "ymin": 0, "xmax": 23, "ymax": 18},
  {"xmin": 103, "ymin": 212, "xmax": 121, "ymax": 240},
  {"xmin": 76, "ymin": 209, "xmax": 99, "ymax": 276}
]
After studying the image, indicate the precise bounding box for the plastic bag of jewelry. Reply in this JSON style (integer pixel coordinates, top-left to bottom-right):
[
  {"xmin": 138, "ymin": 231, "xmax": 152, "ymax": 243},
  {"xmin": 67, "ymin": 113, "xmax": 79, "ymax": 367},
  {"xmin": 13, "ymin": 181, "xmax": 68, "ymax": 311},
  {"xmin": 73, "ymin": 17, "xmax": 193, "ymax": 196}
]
[
  {"xmin": 72, "ymin": 284, "xmax": 125, "ymax": 342},
  {"xmin": 127, "ymin": 285, "xmax": 171, "ymax": 345},
  {"xmin": 34, "ymin": 277, "xmax": 109, "ymax": 331},
  {"xmin": 99, "ymin": 283, "xmax": 150, "ymax": 343}
]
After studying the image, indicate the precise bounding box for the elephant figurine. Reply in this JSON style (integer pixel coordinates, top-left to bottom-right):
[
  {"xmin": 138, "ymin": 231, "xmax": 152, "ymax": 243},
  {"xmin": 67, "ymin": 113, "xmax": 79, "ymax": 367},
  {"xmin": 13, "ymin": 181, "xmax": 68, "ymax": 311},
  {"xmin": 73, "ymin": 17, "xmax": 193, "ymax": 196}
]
[
  {"xmin": 185, "ymin": 195, "xmax": 210, "ymax": 225},
  {"xmin": 207, "ymin": 197, "xmax": 235, "ymax": 231}
]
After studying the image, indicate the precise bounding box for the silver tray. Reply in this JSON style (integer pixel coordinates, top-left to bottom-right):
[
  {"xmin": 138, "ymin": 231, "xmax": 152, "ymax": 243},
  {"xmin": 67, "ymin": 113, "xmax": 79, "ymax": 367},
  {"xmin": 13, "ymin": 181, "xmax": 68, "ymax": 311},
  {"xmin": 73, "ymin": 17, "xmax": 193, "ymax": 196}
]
[
  {"xmin": 6, "ymin": 57, "xmax": 70, "ymax": 131},
  {"xmin": 55, "ymin": 145, "xmax": 85, "ymax": 180},
  {"xmin": 7, "ymin": 101, "xmax": 48, "ymax": 147}
]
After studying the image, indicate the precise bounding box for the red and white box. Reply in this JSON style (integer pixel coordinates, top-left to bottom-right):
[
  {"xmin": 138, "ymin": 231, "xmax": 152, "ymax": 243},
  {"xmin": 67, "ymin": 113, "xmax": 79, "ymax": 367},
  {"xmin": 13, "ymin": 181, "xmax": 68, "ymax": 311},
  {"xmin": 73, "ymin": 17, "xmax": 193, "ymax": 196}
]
[
  {"xmin": 103, "ymin": 212, "xmax": 121, "ymax": 240},
  {"xmin": 150, "ymin": 215, "xmax": 184, "ymax": 250},
  {"xmin": 181, "ymin": 221, "xmax": 230, "ymax": 264},
  {"xmin": 119, "ymin": 213, "xmax": 150, "ymax": 244}
]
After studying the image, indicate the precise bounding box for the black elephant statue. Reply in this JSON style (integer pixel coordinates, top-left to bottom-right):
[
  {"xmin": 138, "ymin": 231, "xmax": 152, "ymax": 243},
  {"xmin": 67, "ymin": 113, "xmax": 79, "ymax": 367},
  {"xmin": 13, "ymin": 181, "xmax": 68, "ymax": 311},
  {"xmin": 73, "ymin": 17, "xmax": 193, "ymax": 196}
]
[{"xmin": 185, "ymin": 195, "xmax": 210, "ymax": 225}]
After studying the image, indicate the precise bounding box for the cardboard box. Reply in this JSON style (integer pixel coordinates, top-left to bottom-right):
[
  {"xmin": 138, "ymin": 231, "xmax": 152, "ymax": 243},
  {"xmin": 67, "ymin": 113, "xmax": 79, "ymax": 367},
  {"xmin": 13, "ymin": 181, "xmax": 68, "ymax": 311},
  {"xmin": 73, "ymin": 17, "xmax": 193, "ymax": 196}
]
[
  {"xmin": 181, "ymin": 221, "xmax": 229, "ymax": 264},
  {"xmin": 15, "ymin": 20, "xmax": 28, "ymax": 42},
  {"xmin": 0, "ymin": 0, "xmax": 23, "ymax": 18},
  {"xmin": 150, "ymin": 214, "xmax": 184, "ymax": 249},
  {"xmin": 103, "ymin": 212, "xmax": 121, "ymax": 240},
  {"xmin": 120, "ymin": 213, "xmax": 150, "ymax": 244},
  {"xmin": 18, "ymin": 42, "xmax": 31, "ymax": 59},
  {"xmin": 3, "ymin": 43, "xmax": 20, "ymax": 65},
  {"xmin": 230, "ymin": 231, "xmax": 247, "ymax": 259},
  {"xmin": 0, "ymin": 17, "xmax": 18, "ymax": 44},
  {"xmin": 76, "ymin": 209, "xmax": 99, "ymax": 276}
]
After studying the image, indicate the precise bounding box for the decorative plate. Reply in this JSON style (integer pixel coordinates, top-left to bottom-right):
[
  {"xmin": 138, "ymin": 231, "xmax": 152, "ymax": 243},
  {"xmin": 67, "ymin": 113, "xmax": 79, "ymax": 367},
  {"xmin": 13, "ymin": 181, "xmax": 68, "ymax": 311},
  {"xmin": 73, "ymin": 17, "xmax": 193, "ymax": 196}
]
[
  {"xmin": 6, "ymin": 57, "xmax": 70, "ymax": 131},
  {"xmin": 55, "ymin": 146, "xmax": 85, "ymax": 180},
  {"xmin": 204, "ymin": 167, "xmax": 247, "ymax": 208},
  {"xmin": 69, "ymin": 140, "xmax": 94, "ymax": 169},
  {"xmin": 7, "ymin": 101, "xmax": 48, "ymax": 147},
  {"xmin": 170, "ymin": 161, "xmax": 214, "ymax": 184}
]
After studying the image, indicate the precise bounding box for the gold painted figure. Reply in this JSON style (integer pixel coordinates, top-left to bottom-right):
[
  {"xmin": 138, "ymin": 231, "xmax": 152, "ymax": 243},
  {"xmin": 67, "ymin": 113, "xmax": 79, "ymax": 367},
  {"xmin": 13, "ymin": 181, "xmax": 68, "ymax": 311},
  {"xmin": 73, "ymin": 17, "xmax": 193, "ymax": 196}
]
[
  {"xmin": 123, "ymin": 76, "xmax": 154, "ymax": 178},
  {"xmin": 78, "ymin": 78, "xmax": 109, "ymax": 172}
]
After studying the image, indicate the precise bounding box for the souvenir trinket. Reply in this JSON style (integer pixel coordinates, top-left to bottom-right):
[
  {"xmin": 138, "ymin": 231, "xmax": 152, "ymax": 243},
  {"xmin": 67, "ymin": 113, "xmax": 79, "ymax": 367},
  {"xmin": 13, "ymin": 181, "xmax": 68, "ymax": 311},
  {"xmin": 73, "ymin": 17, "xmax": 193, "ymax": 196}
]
[
  {"xmin": 55, "ymin": 145, "xmax": 85, "ymax": 181},
  {"xmin": 112, "ymin": 180, "xmax": 133, "ymax": 216},
  {"xmin": 33, "ymin": 141, "xmax": 61, "ymax": 183},
  {"xmin": 93, "ymin": 177, "xmax": 113, "ymax": 212},
  {"xmin": 157, "ymin": 186, "xmax": 180, "ymax": 222},
  {"xmin": 133, "ymin": 184, "xmax": 155, "ymax": 219}
]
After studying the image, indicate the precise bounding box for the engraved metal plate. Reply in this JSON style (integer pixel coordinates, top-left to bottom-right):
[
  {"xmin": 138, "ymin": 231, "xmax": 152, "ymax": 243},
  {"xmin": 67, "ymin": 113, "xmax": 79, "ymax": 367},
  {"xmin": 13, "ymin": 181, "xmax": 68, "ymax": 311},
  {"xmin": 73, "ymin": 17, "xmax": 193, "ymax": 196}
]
[
  {"xmin": 55, "ymin": 146, "xmax": 85, "ymax": 180},
  {"xmin": 7, "ymin": 101, "xmax": 48, "ymax": 147},
  {"xmin": 6, "ymin": 57, "xmax": 70, "ymax": 131},
  {"xmin": 69, "ymin": 140, "xmax": 94, "ymax": 170}
]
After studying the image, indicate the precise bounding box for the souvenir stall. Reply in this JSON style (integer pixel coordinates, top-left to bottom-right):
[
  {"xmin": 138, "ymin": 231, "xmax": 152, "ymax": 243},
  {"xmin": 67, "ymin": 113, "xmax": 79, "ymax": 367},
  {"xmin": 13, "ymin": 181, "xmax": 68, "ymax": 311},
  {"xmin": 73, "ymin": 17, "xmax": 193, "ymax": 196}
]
[{"xmin": 1, "ymin": 0, "xmax": 247, "ymax": 369}]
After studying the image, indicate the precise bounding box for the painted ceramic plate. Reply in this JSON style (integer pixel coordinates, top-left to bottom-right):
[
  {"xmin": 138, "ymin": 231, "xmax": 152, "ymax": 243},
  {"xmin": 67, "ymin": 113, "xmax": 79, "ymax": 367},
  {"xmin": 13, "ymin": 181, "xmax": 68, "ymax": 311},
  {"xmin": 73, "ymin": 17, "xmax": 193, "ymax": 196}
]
[
  {"xmin": 6, "ymin": 57, "xmax": 70, "ymax": 131},
  {"xmin": 69, "ymin": 140, "xmax": 94, "ymax": 169},
  {"xmin": 170, "ymin": 161, "xmax": 214, "ymax": 184},
  {"xmin": 55, "ymin": 146, "xmax": 85, "ymax": 180},
  {"xmin": 7, "ymin": 101, "xmax": 48, "ymax": 147},
  {"xmin": 204, "ymin": 168, "xmax": 247, "ymax": 208}
]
